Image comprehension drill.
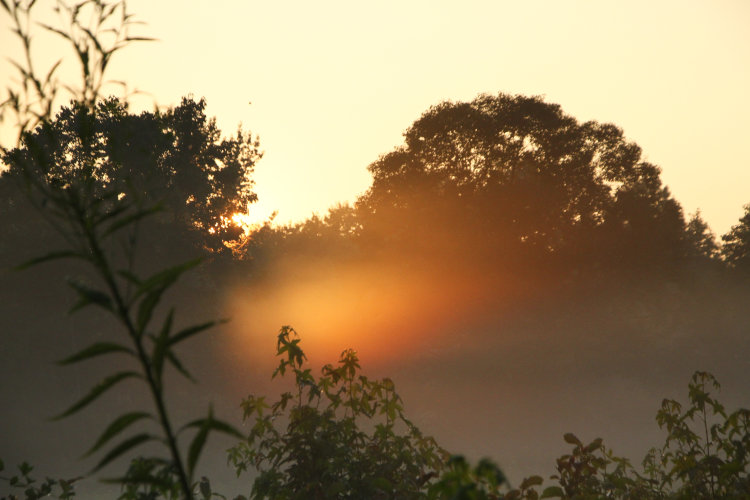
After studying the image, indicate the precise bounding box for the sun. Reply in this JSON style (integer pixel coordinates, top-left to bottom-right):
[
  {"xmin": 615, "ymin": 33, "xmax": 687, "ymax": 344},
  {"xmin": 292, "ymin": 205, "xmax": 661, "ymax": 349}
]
[{"xmin": 229, "ymin": 198, "xmax": 279, "ymax": 234}]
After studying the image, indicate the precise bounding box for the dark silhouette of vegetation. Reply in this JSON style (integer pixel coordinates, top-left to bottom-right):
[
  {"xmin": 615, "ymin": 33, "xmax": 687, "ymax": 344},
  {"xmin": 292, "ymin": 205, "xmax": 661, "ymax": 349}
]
[
  {"xmin": 1, "ymin": 1, "xmax": 247, "ymax": 498},
  {"xmin": 721, "ymin": 204, "xmax": 750, "ymax": 275},
  {"xmin": 2, "ymin": 96, "xmax": 260, "ymax": 253},
  {"xmin": 228, "ymin": 327, "xmax": 447, "ymax": 499}
]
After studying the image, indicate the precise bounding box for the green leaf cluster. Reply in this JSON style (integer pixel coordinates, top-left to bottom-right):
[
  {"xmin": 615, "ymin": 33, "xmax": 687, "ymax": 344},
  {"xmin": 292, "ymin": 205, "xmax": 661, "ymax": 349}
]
[
  {"xmin": 228, "ymin": 327, "xmax": 449, "ymax": 499},
  {"xmin": 431, "ymin": 371, "xmax": 750, "ymax": 500}
]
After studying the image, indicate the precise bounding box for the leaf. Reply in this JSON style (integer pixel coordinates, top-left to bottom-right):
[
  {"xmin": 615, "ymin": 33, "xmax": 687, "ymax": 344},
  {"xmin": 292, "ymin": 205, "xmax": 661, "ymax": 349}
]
[
  {"xmin": 540, "ymin": 486, "xmax": 564, "ymax": 498},
  {"xmin": 135, "ymin": 258, "xmax": 202, "ymax": 300},
  {"xmin": 169, "ymin": 320, "xmax": 218, "ymax": 347},
  {"xmin": 104, "ymin": 203, "xmax": 163, "ymax": 236},
  {"xmin": 134, "ymin": 259, "xmax": 202, "ymax": 332},
  {"xmin": 15, "ymin": 250, "xmax": 84, "ymax": 270},
  {"xmin": 520, "ymin": 475, "xmax": 544, "ymax": 489},
  {"xmin": 181, "ymin": 415, "xmax": 244, "ymax": 440},
  {"xmin": 165, "ymin": 349, "xmax": 196, "ymax": 383},
  {"xmin": 187, "ymin": 423, "xmax": 209, "ymax": 480},
  {"xmin": 151, "ymin": 309, "xmax": 175, "ymax": 381},
  {"xmin": 58, "ymin": 342, "xmax": 134, "ymax": 365},
  {"xmin": 91, "ymin": 433, "xmax": 153, "ymax": 473},
  {"xmin": 563, "ymin": 433, "xmax": 582, "ymax": 446},
  {"xmin": 67, "ymin": 278, "xmax": 113, "ymax": 314},
  {"xmin": 84, "ymin": 411, "xmax": 151, "ymax": 457},
  {"xmin": 52, "ymin": 371, "xmax": 140, "ymax": 420},
  {"xmin": 117, "ymin": 270, "xmax": 141, "ymax": 286},
  {"xmin": 43, "ymin": 58, "xmax": 62, "ymax": 85},
  {"xmin": 38, "ymin": 23, "xmax": 72, "ymax": 42}
]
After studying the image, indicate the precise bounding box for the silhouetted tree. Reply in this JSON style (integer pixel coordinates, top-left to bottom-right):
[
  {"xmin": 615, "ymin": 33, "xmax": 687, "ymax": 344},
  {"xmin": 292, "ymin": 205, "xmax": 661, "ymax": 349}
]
[
  {"xmin": 721, "ymin": 204, "xmax": 750, "ymax": 275},
  {"xmin": 685, "ymin": 210, "xmax": 719, "ymax": 261},
  {"xmin": 2, "ymin": 96, "xmax": 260, "ymax": 254},
  {"xmin": 356, "ymin": 93, "xmax": 688, "ymax": 272}
]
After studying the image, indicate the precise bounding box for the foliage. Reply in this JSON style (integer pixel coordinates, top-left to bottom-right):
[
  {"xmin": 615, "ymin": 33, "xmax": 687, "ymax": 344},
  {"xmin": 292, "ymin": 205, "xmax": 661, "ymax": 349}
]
[
  {"xmin": 228, "ymin": 327, "xmax": 448, "ymax": 499},
  {"xmin": 2, "ymin": 95, "xmax": 260, "ymax": 252},
  {"xmin": 434, "ymin": 371, "xmax": 750, "ymax": 500},
  {"xmin": 1, "ymin": 2, "xmax": 246, "ymax": 499},
  {"xmin": 721, "ymin": 204, "xmax": 750, "ymax": 274},
  {"xmin": 0, "ymin": 460, "xmax": 78, "ymax": 500},
  {"xmin": 426, "ymin": 455, "xmax": 515, "ymax": 500},
  {"xmin": 643, "ymin": 371, "xmax": 750, "ymax": 498},
  {"xmin": 684, "ymin": 210, "xmax": 719, "ymax": 261},
  {"xmin": 0, "ymin": 0, "xmax": 152, "ymax": 145},
  {"xmin": 356, "ymin": 93, "xmax": 689, "ymax": 268}
]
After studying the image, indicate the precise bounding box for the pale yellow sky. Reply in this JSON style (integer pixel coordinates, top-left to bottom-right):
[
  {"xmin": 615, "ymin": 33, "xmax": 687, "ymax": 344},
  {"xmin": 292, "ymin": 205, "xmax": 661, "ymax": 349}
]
[{"xmin": 2, "ymin": 0, "xmax": 749, "ymax": 235}]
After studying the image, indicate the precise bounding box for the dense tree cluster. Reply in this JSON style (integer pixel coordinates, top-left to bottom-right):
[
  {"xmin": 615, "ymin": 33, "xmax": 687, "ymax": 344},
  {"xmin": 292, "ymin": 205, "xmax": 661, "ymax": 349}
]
[
  {"xmin": 246, "ymin": 93, "xmax": 749, "ymax": 290},
  {"xmin": 1, "ymin": 96, "xmax": 260, "ymax": 258}
]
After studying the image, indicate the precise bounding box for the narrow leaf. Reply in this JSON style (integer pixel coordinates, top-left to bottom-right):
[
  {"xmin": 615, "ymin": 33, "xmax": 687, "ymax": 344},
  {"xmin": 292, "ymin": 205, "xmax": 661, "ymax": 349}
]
[
  {"xmin": 58, "ymin": 342, "xmax": 134, "ymax": 365},
  {"xmin": 104, "ymin": 203, "xmax": 163, "ymax": 236},
  {"xmin": 136, "ymin": 288, "xmax": 163, "ymax": 334},
  {"xmin": 165, "ymin": 349, "xmax": 196, "ymax": 383},
  {"xmin": 169, "ymin": 321, "xmax": 217, "ymax": 347},
  {"xmin": 151, "ymin": 309, "xmax": 174, "ymax": 381},
  {"xmin": 15, "ymin": 250, "xmax": 83, "ymax": 270},
  {"xmin": 52, "ymin": 371, "xmax": 139, "ymax": 420},
  {"xmin": 84, "ymin": 412, "xmax": 151, "ymax": 457},
  {"xmin": 117, "ymin": 270, "xmax": 141, "ymax": 286},
  {"xmin": 187, "ymin": 425, "xmax": 209, "ymax": 479},
  {"xmin": 135, "ymin": 258, "xmax": 202, "ymax": 300},
  {"xmin": 205, "ymin": 417, "xmax": 244, "ymax": 440},
  {"xmin": 38, "ymin": 23, "xmax": 72, "ymax": 42},
  {"xmin": 181, "ymin": 416, "xmax": 244, "ymax": 440},
  {"xmin": 91, "ymin": 433, "xmax": 153, "ymax": 473},
  {"xmin": 67, "ymin": 279, "xmax": 113, "ymax": 314}
]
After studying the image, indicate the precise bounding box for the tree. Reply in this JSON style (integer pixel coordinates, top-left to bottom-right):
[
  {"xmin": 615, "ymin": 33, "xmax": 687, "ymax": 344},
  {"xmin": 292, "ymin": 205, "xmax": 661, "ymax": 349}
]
[
  {"xmin": 2, "ymin": 96, "xmax": 260, "ymax": 253},
  {"xmin": 228, "ymin": 327, "xmax": 448, "ymax": 499},
  {"xmin": 721, "ymin": 204, "xmax": 750, "ymax": 274},
  {"xmin": 357, "ymin": 93, "xmax": 687, "ymax": 270}
]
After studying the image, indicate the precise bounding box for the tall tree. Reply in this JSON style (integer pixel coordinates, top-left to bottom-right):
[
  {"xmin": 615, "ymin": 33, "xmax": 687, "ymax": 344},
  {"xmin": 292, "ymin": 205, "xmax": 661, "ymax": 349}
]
[
  {"xmin": 721, "ymin": 204, "xmax": 750, "ymax": 274},
  {"xmin": 2, "ymin": 96, "xmax": 261, "ymax": 253},
  {"xmin": 357, "ymin": 93, "xmax": 687, "ymax": 270}
]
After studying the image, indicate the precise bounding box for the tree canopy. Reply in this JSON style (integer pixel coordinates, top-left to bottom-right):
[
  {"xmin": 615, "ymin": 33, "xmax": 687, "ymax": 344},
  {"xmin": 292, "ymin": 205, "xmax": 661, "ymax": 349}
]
[
  {"xmin": 1, "ymin": 96, "xmax": 260, "ymax": 253},
  {"xmin": 355, "ymin": 93, "xmax": 688, "ymax": 270},
  {"xmin": 721, "ymin": 204, "xmax": 750, "ymax": 274}
]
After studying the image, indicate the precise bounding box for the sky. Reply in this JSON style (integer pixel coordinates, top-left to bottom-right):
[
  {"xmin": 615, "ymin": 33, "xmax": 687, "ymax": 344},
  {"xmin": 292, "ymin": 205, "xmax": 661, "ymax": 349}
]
[{"xmin": 1, "ymin": 0, "xmax": 749, "ymax": 235}]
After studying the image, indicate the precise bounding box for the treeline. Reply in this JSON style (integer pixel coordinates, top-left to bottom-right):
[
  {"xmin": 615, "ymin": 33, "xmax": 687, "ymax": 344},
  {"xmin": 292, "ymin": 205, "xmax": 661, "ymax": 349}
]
[{"xmin": 3, "ymin": 92, "xmax": 749, "ymax": 295}]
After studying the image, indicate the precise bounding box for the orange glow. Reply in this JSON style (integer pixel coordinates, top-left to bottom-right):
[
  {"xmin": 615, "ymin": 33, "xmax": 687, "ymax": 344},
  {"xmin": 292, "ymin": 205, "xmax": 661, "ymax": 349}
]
[{"xmin": 222, "ymin": 253, "xmax": 523, "ymax": 371}]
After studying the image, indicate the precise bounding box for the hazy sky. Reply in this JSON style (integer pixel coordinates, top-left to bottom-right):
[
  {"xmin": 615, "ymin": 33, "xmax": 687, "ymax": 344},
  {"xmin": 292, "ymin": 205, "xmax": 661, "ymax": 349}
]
[{"xmin": 2, "ymin": 0, "xmax": 749, "ymax": 234}]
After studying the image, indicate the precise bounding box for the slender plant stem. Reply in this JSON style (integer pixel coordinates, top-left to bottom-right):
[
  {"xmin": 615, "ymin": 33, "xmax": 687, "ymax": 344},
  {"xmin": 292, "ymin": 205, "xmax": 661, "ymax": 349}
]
[{"xmin": 78, "ymin": 205, "xmax": 194, "ymax": 500}]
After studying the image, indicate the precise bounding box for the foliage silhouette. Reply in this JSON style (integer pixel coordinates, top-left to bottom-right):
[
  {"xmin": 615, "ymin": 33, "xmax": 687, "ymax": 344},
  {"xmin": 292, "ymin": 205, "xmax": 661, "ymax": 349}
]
[
  {"xmin": 2, "ymin": 96, "xmax": 260, "ymax": 253},
  {"xmin": 228, "ymin": 327, "xmax": 448, "ymax": 499},
  {"xmin": 356, "ymin": 93, "xmax": 689, "ymax": 269},
  {"xmin": 1, "ymin": 1, "xmax": 247, "ymax": 498},
  {"xmin": 429, "ymin": 371, "xmax": 750, "ymax": 500},
  {"xmin": 721, "ymin": 204, "xmax": 750, "ymax": 275},
  {"xmin": 0, "ymin": 0, "xmax": 152, "ymax": 145}
]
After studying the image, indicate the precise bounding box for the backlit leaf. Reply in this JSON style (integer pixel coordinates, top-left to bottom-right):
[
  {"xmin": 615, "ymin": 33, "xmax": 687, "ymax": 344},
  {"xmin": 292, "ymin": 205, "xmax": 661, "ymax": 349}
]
[
  {"xmin": 91, "ymin": 433, "xmax": 153, "ymax": 473},
  {"xmin": 53, "ymin": 371, "xmax": 140, "ymax": 420},
  {"xmin": 84, "ymin": 411, "xmax": 151, "ymax": 457},
  {"xmin": 58, "ymin": 342, "xmax": 133, "ymax": 365}
]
